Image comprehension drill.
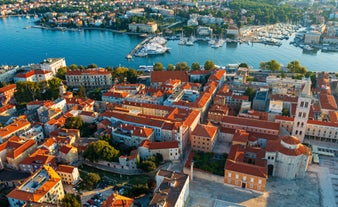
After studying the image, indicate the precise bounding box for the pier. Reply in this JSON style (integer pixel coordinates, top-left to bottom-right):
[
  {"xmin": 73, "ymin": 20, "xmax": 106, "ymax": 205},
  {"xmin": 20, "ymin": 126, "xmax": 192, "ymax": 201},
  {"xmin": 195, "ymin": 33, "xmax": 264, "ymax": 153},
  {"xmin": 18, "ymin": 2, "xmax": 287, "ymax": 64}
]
[{"xmin": 126, "ymin": 36, "xmax": 152, "ymax": 59}]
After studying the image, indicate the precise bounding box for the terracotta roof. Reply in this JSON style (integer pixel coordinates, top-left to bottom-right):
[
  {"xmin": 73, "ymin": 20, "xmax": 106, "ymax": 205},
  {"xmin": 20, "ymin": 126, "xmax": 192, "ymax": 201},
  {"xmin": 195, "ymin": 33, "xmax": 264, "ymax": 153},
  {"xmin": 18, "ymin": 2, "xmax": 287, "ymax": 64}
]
[
  {"xmin": 102, "ymin": 193, "xmax": 134, "ymax": 207},
  {"xmin": 66, "ymin": 68, "xmax": 111, "ymax": 75},
  {"xmin": 191, "ymin": 123, "xmax": 218, "ymax": 138},
  {"xmin": 148, "ymin": 141, "xmax": 179, "ymax": 150},
  {"xmin": 16, "ymin": 70, "xmax": 35, "ymax": 78},
  {"xmin": 80, "ymin": 111, "xmax": 97, "ymax": 117},
  {"xmin": 0, "ymin": 84, "xmax": 16, "ymax": 93},
  {"xmin": 271, "ymin": 94, "xmax": 298, "ymax": 103},
  {"xmin": 278, "ymin": 143, "xmax": 309, "ymax": 156},
  {"xmin": 232, "ymin": 129, "xmax": 249, "ymax": 143},
  {"xmin": 0, "ymin": 104, "xmax": 15, "ymax": 114},
  {"xmin": 281, "ymin": 136, "xmax": 301, "ymax": 145},
  {"xmin": 0, "ymin": 118, "xmax": 31, "ymax": 139},
  {"xmin": 189, "ymin": 70, "xmax": 210, "ymax": 75},
  {"xmin": 59, "ymin": 145, "xmax": 74, "ymax": 154},
  {"xmin": 103, "ymin": 91, "xmax": 129, "ymax": 99},
  {"xmin": 319, "ymin": 94, "xmax": 337, "ymax": 110},
  {"xmin": 226, "ymin": 145, "xmax": 267, "ymax": 178},
  {"xmin": 275, "ymin": 115, "xmax": 294, "ymax": 121},
  {"xmin": 7, "ymin": 139, "xmax": 36, "ymax": 159},
  {"xmin": 151, "ymin": 71, "xmax": 189, "ymax": 83},
  {"xmin": 20, "ymin": 152, "xmax": 55, "ymax": 166},
  {"xmin": 42, "ymin": 138, "xmax": 57, "ymax": 148},
  {"xmin": 307, "ymin": 119, "xmax": 338, "ymax": 127},
  {"xmin": 221, "ymin": 116, "xmax": 280, "ymax": 131},
  {"xmin": 57, "ymin": 164, "xmax": 76, "ymax": 173},
  {"xmin": 208, "ymin": 69, "xmax": 225, "ymax": 82},
  {"xmin": 115, "ymin": 123, "xmax": 153, "ymax": 138}
]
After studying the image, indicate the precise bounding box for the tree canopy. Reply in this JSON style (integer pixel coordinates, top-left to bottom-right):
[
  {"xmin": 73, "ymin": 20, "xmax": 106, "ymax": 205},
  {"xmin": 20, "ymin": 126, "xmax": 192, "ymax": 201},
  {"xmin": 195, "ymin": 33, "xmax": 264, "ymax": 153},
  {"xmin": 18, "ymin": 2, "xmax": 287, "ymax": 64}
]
[
  {"xmin": 85, "ymin": 173, "xmax": 101, "ymax": 189},
  {"xmin": 204, "ymin": 60, "xmax": 216, "ymax": 70},
  {"xmin": 83, "ymin": 140, "xmax": 120, "ymax": 162},
  {"xmin": 244, "ymin": 87, "xmax": 256, "ymax": 102},
  {"xmin": 259, "ymin": 60, "xmax": 280, "ymax": 72},
  {"xmin": 175, "ymin": 62, "xmax": 190, "ymax": 71},
  {"xmin": 287, "ymin": 60, "xmax": 307, "ymax": 74},
  {"xmin": 65, "ymin": 117, "xmax": 83, "ymax": 129},
  {"xmin": 239, "ymin": 63, "xmax": 249, "ymax": 68},
  {"xmin": 167, "ymin": 64, "xmax": 175, "ymax": 71},
  {"xmin": 191, "ymin": 62, "xmax": 201, "ymax": 70},
  {"xmin": 153, "ymin": 62, "xmax": 164, "ymax": 71},
  {"xmin": 61, "ymin": 194, "xmax": 81, "ymax": 207}
]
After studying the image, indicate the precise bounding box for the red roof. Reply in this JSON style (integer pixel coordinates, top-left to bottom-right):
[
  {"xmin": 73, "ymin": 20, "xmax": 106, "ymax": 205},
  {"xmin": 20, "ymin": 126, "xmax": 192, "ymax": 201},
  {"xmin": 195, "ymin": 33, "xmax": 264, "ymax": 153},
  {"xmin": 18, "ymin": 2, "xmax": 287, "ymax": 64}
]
[
  {"xmin": 232, "ymin": 129, "xmax": 249, "ymax": 143},
  {"xmin": 148, "ymin": 141, "xmax": 179, "ymax": 150},
  {"xmin": 116, "ymin": 123, "xmax": 153, "ymax": 137},
  {"xmin": 7, "ymin": 139, "xmax": 36, "ymax": 159},
  {"xmin": 151, "ymin": 71, "xmax": 189, "ymax": 83},
  {"xmin": 0, "ymin": 84, "xmax": 16, "ymax": 94},
  {"xmin": 191, "ymin": 123, "xmax": 218, "ymax": 138},
  {"xmin": 57, "ymin": 164, "xmax": 76, "ymax": 173},
  {"xmin": 103, "ymin": 91, "xmax": 129, "ymax": 99},
  {"xmin": 15, "ymin": 70, "xmax": 35, "ymax": 78},
  {"xmin": 320, "ymin": 94, "xmax": 337, "ymax": 110},
  {"xmin": 221, "ymin": 116, "xmax": 280, "ymax": 131},
  {"xmin": 271, "ymin": 94, "xmax": 298, "ymax": 103},
  {"xmin": 190, "ymin": 70, "xmax": 210, "ymax": 75},
  {"xmin": 0, "ymin": 104, "xmax": 15, "ymax": 114},
  {"xmin": 66, "ymin": 68, "xmax": 111, "ymax": 75},
  {"xmin": 281, "ymin": 136, "xmax": 301, "ymax": 145},
  {"xmin": 59, "ymin": 145, "xmax": 74, "ymax": 154}
]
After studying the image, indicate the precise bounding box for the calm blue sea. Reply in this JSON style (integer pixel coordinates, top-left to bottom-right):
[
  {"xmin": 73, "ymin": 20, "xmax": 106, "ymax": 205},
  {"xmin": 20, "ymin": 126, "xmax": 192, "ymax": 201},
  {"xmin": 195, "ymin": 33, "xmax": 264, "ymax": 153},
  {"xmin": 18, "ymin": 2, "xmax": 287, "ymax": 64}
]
[{"xmin": 1, "ymin": 16, "xmax": 337, "ymax": 72}]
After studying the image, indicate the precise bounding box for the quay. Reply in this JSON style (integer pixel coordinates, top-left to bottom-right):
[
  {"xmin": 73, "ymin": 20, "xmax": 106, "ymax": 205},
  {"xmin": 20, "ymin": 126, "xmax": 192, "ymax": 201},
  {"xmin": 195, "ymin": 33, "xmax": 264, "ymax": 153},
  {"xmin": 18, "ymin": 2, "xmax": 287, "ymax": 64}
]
[{"xmin": 126, "ymin": 36, "xmax": 152, "ymax": 59}]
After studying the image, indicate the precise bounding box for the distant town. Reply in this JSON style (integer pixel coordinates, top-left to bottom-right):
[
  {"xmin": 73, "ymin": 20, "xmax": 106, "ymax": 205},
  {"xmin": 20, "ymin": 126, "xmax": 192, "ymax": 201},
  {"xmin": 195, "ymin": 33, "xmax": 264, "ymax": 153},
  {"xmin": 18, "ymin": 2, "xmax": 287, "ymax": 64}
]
[
  {"xmin": 0, "ymin": 56, "xmax": 336, "ymax": 207},
  {"xmin": 0, "ymin": 0, "xmax": 338, "ymax": 207}
]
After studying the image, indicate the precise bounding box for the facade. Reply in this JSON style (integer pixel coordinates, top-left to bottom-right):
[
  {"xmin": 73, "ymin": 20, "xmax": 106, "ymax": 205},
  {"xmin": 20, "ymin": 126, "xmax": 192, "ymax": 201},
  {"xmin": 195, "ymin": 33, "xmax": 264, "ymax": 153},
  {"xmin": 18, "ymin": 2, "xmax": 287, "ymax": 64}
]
[
  {"xmin": 7, "ymin": 165, "xmax": 65, "ymax": 206},
  {"xmin": 65, "ymin": 68, "xmax": 112, "ymax": 89},
  {"xmin": 0, "ymin": 84, "xmax": 16, "ymax": 106},
  {"xmin": 56, "ymin": 165, "xmax": 80, "ymax": 185},
  {"xmin": 149, "ymin": 170, "xmax": 189, "ymax": 207},
  {"xmin": 14, "ymin": 70, "xmax": 53, "ymax": 83},
  {"xmin": 19, "ymin": 149, "xmax": 56, "ymax": 173},
  {"xmin": 225, "ymin": 144, "xmax": 267, "ymax": 192},
  {"xmin": 191, "ymin": 123, "xmax": 218, "ymax": 152},
  {"xmin": 58, "ymin": 145, "xmax": 78, "ymax": 164},
  {"xmin": 19, "ymin": 124, "xmax": 44, "ymax": 143},
  {"xmin": 138, "ymin": 140, "xmax": 180, "ymax": 161},
  {"xmin": 102, "ymin": 193, "xmax": 134, "ymax": 207},
  {"xmin": 304, "ymin": 31, "xmax": 321, "ymax": 44},
  {"xmin": 128, "ymin": 22, "xmax": 157, "ymax": 33},
  {"xmin": 102, "ymin": 91, "xmax": 129, "ymax": 103},
  {"xmin": 40, "ymin": 58, "xmax": 66, "ymax": 75},
  {"xmin": 252, "ymin": 90, "xmax": 269, "ymax": 112},
  {"xmin": 112, "ymin": 123, "xmax": 154, "ymax": 147}
]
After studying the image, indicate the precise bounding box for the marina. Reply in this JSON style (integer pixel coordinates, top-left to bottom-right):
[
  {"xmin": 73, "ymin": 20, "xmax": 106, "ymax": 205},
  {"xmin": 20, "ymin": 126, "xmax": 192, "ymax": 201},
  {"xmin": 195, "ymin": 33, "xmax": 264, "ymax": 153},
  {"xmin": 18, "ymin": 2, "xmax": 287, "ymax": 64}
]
[{"xmin": 0, "ymin": 17, "xmax": 337, "ymax": 72}]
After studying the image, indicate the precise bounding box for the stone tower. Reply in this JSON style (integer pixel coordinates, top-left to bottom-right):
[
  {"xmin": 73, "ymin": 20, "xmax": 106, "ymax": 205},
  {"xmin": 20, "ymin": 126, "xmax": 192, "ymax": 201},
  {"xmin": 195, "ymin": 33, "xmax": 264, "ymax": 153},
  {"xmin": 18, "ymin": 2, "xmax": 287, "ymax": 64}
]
[{"xmin": 291, "ymin": 79, "xmax": 312, "ymax": 143}]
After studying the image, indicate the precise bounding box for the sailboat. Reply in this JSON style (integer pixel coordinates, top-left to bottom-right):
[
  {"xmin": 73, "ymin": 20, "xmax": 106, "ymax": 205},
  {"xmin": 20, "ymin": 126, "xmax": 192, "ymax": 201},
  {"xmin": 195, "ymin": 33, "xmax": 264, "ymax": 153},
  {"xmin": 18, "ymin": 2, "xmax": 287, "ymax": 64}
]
[
  {"xmin": 179, "ymin": 31, "xmax": 185, "ymax": 45},
  {"xmin": 208, "ymin": 31, "xmax": 216, "ymax": 46},
  {"xmin": 186, "ymin": 33, "xmax": 195, "ymax": 46}
]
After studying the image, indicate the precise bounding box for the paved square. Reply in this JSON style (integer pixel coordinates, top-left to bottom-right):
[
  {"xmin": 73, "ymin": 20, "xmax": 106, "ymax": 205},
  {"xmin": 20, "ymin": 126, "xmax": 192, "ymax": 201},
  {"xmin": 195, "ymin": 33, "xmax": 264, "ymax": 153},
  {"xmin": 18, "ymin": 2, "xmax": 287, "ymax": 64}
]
[{"xmin": 188, "ymin": 172, "xmax": 320, "ymax": 207}]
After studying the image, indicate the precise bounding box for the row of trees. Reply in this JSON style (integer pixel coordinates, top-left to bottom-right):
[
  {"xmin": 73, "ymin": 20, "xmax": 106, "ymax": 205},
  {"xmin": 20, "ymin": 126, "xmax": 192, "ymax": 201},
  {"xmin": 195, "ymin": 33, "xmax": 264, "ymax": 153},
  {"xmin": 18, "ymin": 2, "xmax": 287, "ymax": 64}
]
[
  {"xmin": 259, "ymin": 60, "xmax": 307, "ymax": 74},
  {"xmin": 153, "ymin": 60, "xmax": 216, "ymax": 71}
]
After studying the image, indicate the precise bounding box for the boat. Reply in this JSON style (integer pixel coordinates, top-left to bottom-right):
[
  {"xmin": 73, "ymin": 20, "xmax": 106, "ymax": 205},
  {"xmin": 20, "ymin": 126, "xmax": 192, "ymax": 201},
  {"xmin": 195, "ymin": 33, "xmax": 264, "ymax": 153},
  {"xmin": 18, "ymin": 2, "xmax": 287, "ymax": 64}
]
[
  {"xmin": 135, "ymin": 49, "xmax": 148, "ymax": 57},
  {"xmin": 186, "ymin": 39, "xmax": 194, "ymax": 46},
  {"xmin": 126, "ymin": 54, "xmax": 132, "ymax": 59},
  {"xmin": 303, "ymin": 45, "xmax": 314, "ymax": 51},
  {"xmin": 178, "ymin": 31, "xmax": 185, "ymax": 45}
]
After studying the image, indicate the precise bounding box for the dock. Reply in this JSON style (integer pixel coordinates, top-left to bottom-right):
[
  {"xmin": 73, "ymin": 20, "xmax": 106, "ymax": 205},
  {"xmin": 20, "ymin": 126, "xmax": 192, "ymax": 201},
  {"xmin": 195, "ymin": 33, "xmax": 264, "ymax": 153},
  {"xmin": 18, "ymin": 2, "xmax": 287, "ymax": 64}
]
[{"xmin": 126, "ymin": 36, "xmax": 152, "ymax": 59}]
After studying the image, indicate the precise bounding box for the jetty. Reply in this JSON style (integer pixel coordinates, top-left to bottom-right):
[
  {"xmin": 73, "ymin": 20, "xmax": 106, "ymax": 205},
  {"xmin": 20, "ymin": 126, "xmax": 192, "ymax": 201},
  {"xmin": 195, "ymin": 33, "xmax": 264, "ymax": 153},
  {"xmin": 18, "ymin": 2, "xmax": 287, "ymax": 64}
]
[{"xmin": 126, "ymin": 36, "xmax": 152, "ymax": 59}]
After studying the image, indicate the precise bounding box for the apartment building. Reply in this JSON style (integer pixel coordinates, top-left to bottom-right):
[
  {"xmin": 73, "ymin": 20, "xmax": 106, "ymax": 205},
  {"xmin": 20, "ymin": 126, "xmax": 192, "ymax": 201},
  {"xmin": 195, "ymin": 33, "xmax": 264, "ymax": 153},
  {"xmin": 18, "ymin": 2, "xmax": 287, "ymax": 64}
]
[{"xmin": 66, "ymin": 68, "xmax": 112, "ymax": 89}]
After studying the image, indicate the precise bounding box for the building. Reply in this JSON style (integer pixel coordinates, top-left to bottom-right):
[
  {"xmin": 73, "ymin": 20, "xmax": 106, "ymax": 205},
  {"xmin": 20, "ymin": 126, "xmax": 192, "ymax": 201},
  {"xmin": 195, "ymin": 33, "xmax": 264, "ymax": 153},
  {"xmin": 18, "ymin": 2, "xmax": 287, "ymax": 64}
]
[
  {"xmin": 196, "ymin": 26, "xmax": 212, "ymax": 36},
  {"xmin": 56, "ymin": 165, "xmax": 80, "ymax": 185},
  {"xmin": 40, "ymin": 58, "xmax": 66, "ymax": 75},
  {"xmin": 19, "ymin": 149, "xmax": 56, "ymax": 173},
  {"xmin": 102, "ymin": 91, "xmax": 129, "ymax": 104},
  {"xmin": 151, "ymin": 71, "xmax": 189, "ymax": 87},
  {"xmin": 149, "ymin": 170, "xmax": 189, "ymax": 207},
  {"xmin": 112, "ymin": 123, "xmax": 154, "ymax": 147},
  {"xmin": 304, "ymin": 31, "xmax": 321, "ymax": 44},
  {"xmin": 65, "ymin": 68, "xmax": 112, "ymax": 89},
  {"xmin": 224, "ymin": 144, "xmax": 267, "ymax": 192},
  {"xmin": 191, "ymin": 123, "xmax": 218, "ymax": 152},
  {"xmin": 19, "ymin": 124, "xmax": 45, "ymax": 143},
  {"xmin": 128, "ymin": 22, "xmax": 157, "ymax": 33},
  {"xmin": 0, "ymin": 84, "xmax": 16, "ymax": 106},
  {"xmin": 0, "ymin": 118, "xmax": 31, "ymax": 143},
  {"xmin": 58, "ymin": 145, "xmax": 78, "ymax": 164},
  {"xmin": 252, "ymin": 90, "xmax": 269, "ymax": 112},
  {"xmin": 101, "ymin": 193, "xmax": 134, "ymax": 207},
  {"xmin": 138, "ymin": 140, "xmax": 180, "ymax": 161},
  {"xmin": 14, "ymin": 70, "xmax": 53, "ymax": 83},
  {"xmin": 7, "ymin": 165, "xmax": 65, "ymax": 206},
  {"xmin": 118, "ymin": 149, "xmax": 139, "ymax": 170}
]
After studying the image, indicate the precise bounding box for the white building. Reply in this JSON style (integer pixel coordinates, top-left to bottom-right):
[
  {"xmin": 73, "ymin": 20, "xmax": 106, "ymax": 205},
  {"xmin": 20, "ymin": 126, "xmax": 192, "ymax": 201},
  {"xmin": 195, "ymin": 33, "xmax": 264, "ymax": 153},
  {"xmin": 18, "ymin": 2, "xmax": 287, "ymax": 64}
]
[
  {"xmin": 56, "ymin": 165, "xmax": 80, "ymax": 185},
  {"xmin": 7, "ymin": 165, "xmax": 65, "ymax": 206},
  {"xmin": 40, "ymin": 58, "xmax": 66, "ymax": 75},
  {"xmin": 149, "ymin": 170, "xmax": 189, "ymax": 207},
  {"xmin": 19, "ymin": 125, "xmax": 45, "ymax": 143}
]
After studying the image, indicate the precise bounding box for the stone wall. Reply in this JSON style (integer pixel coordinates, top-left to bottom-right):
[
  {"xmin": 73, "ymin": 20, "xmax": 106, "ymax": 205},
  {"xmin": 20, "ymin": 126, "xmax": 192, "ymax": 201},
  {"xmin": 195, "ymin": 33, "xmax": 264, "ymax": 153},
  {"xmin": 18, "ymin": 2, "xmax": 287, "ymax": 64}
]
[{"xmin": 183, "ymin": 166, "xmax": 224, "ymax": 184}]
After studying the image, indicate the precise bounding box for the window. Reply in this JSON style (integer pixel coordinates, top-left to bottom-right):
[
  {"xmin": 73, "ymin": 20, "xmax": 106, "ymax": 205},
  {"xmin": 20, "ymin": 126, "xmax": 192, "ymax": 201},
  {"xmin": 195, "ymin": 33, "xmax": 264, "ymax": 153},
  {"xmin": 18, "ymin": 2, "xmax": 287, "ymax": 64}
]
[
  {"xmin": 299, "ymin": 131, "xmax": 302, "ymax": 136},
  {"xmin": 300, "ymin": 101, "xmax": 304, "ymax": 107},
  {"xmin": 228, "ymin": 172, "xmax": 232, "ymax": 177},
  {"xmin": 243, "ymin": 176, "xmax": 246, "ymax": 181},
  {"xmin": 250, "ymin": 183, "xmax": 253, "ymax": 188},
  {"xmin": 258, "ymin": 185, "xmax": 261, "ymax": 190},
  {"xmin": 228, "ymin": 178, "xmax": 231, "ymax": 183},
  {"xmin": 303, "ymin": 112, "xmax": 307, "ymax": 118},
  {"xmin": 235, "ymin": 174, "xmax": 239, "ymax": 179},
  {"xmin": 235, "ymin": 180, "xmax": 238, "ymax": 185},
  {"xmin": 250, "ymin": 178, "xmax": 254, "ymax": 182},
  {"xmin": 298, "ymin": 112, "xmax": 302, "ymax": 117},
  {"xmin": 305, "ymin": 102, "xmax": 309, "ymax": 107},
  {"xmin": 258, "ymin": 179, "xmax": 262, "ymax": 184}
]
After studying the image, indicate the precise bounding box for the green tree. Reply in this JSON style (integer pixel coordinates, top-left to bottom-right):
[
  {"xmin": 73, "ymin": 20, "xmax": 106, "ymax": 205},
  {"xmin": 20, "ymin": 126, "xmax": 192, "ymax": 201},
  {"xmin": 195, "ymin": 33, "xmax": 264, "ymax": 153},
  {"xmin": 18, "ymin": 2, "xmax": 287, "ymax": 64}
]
[
  {"xmin": 239, "ymin": 63, "xmax": 249, "ymax": 68},
  {"xmin": 204, "ymin": 60, "xmax": 216, "ymax": 70},
  {"xmin": 45, "ymin": 78, "xmax": 62, "ymax": 100},
  {"xmin": 87, "ymin": 63, "xmax": 98, "ymax": 68},
  {"xmin": 191, "ymin": 62, "xmax": 201, "ymax": 70},
  {"xmin": 65, "ymin": 117, "xmax": 83, "ymax": 129},
  {"xmin": 87, "ymin": 88, "xmax": 102, "ymax": 101},
  {"xmin": 69, "ymin": 64, "xmax": 78, "ymax": 69},
  {"xmin": 83, "ymin": 140, "xmax": 120, "ymax": 162},
  {"xmin": 167, "ymin": 64, "xmax": 175, "ymax": 71},
  {"xmin": 153, "ymin": 62, "xmax": 164, "ymax": 71},
  {"xmin": 85, "ymin": 173, "xmax": 101, "ymax": 188},
  {"xmin": 287, "ymin": 60, "xmax": 307, "ymax": 74},
  {"xmin": 282, "ymin": 108, "xmax": 289, "ymax": 116},
  {"xmin": 244, "ymin": 87, "xmax": 256, "ymax": 102},
  {"xmin": 56, "ymin": 67, "xmax": 67, "ymax": 80},
  {"xmin": 14, "ymin": 81, "xmax": 42, "ymax": 104},
  {"xmin": 78, "ymin": 86, "xmax": 86, "ymax": 98},
  {"xmin": 140, "ymin": 160, "xmax": 156, "ymax": 172},
  {"xmin": 126, "ymin": 69, "xmax": 138, "ymax": 83},
  {"xmin": 61, "ymin": 194, "xmax": 81, "ymax": 207},
  {"xmin": 175, "ymin": 62, "xmax": 190, "ymax": 71},
  {"xmin": 260, "ymin": 60, "xmax": 280, "ymax": 71}
]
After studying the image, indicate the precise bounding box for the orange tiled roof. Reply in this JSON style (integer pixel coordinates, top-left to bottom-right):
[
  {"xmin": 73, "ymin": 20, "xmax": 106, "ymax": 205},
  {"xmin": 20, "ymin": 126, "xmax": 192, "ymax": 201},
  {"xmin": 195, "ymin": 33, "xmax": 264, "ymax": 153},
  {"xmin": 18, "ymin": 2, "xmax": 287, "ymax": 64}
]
[
  {"xmin": 66, "ymin": 68, "xmax": 111, "ymax": 75},
  {"xmin": 57, "ymin": 164, "xmax": 75, "ymax": 174},
  {"xmin": 319, "ymin": 94, "xmax": 337, "ymax": 110},
  {"xmin": 116, "ymin": 123, "xmax": 153, "ymax": 138},
  {"xmin": 7, "ymin": 139, "xmax": 36, "ymax": 159},
  {"xmin": 232, "ymin": 129, "xmax": 249, "ymax": 143},
  {"xmin": 59, "ymin": 145, "xmax": 74, "ymax": 154},
  {"xmin": 147, "ymin": 141, "xmax": 179, "ymax": 150},
  {"xmin": 0, "ymin": 119, "xmax": 31, "ymax": 139},
  {"xmin": 0, "ymin": 84, "xmax": 16, "ymax": 94},
  {"xmin": 151, "ymin": 71, "xmax": 189, "ymax": 83},
  {"xmin": 281, "ymin": 136, "xmax": 301, "ymax": 145},
  {"xmin": 102, "ymin": 193, "xmax": 134, "ymax": 207},
  {"xmin": 222, "ymin": 116, "xmax": 280, "ymax": 131},
  {"xmin": 103, "ymin": 91, "xmax": 129, "ymax": 99},
  {"xmin": 191, "ymin": 123, "xmax": 218, "ymax": 138},
  {"xmin": 0, "ymin": 104, "xmax": 15, "ymax": 114}
]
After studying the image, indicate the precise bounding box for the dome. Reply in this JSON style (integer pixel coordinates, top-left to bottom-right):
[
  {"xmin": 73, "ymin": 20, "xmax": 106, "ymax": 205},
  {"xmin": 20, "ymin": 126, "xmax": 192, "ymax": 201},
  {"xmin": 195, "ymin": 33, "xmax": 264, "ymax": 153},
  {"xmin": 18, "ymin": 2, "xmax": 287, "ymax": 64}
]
[{"xmin": 281, "ymin": 136, "xmax": 301, "ymax": 145}]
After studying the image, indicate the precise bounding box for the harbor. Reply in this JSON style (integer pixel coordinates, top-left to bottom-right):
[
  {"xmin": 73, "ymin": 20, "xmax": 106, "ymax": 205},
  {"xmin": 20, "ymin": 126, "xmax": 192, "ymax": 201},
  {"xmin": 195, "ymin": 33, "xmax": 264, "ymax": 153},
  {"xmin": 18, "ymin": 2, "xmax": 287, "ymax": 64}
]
[{"xmin": 126, "ymin": 36, "xmax": 170, "ymax": 59}]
